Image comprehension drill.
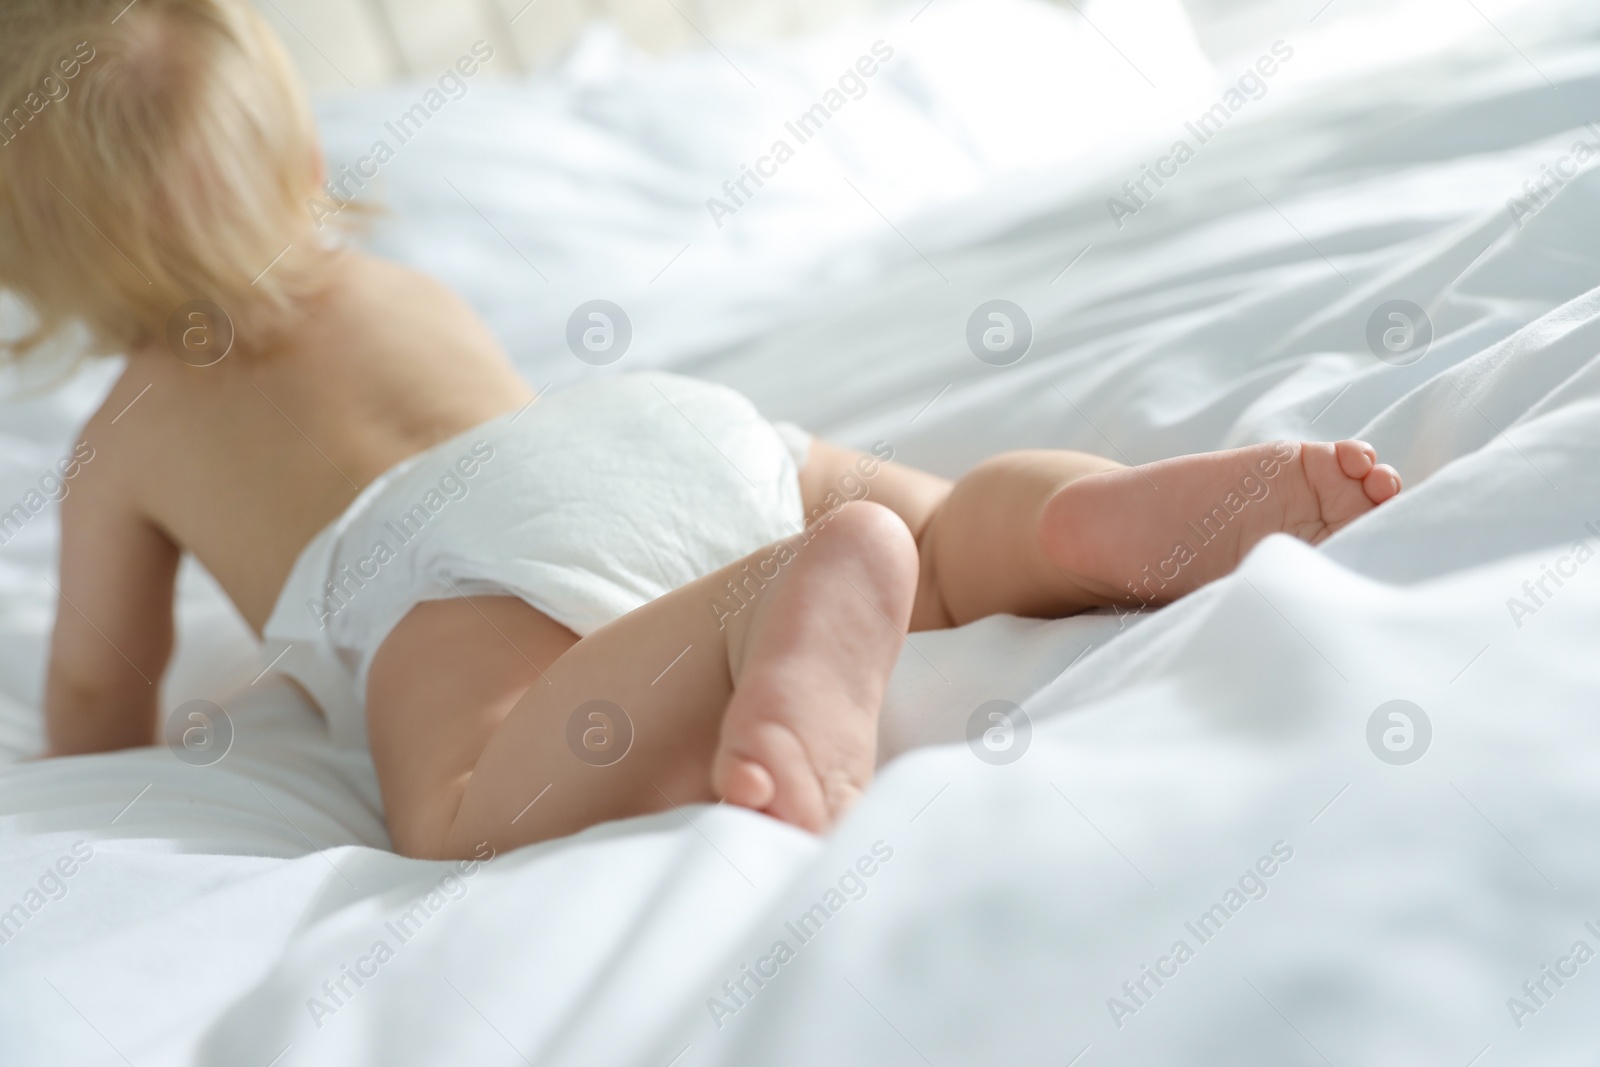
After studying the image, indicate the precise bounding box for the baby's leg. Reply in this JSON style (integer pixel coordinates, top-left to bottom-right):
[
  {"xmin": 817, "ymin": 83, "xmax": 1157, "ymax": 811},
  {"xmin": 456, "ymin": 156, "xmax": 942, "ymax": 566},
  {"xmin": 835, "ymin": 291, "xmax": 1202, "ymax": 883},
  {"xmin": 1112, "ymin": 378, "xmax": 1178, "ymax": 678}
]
[
  {"xmin": 913, "ymin": 449, "xmax": 1126, "ymax": 626},
  {"xmin": 798, "ymin": 440, "xmax": 1127, "ymax": 629},
  {"xmin": 368, "ymin": 501, "xmax": 917, "ymax": 859},
  {"xmin": 921, "ymin": 442, "xmax": 1399, "ymax": 622},
  {"xmin": 1034, "ymin": 440, "xmax": 1399, "ymax": 605}
]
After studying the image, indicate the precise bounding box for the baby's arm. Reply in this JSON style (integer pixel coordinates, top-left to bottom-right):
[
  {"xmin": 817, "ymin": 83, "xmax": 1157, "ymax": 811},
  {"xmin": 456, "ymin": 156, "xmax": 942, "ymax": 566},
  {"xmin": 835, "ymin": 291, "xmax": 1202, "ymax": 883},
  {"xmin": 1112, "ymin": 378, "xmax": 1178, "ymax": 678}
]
[{"xmin": 45, "ymin": 430, "xmax": 179, "ymax": 756}]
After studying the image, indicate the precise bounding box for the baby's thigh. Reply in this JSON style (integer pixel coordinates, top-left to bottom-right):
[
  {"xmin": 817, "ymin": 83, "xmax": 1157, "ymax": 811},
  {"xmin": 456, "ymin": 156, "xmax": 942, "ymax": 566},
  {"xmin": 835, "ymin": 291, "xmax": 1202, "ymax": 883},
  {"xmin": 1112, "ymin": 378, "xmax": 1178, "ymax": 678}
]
[{"xmin": 365, "ymin": 596, "xmax": 578, "ymax": 857}]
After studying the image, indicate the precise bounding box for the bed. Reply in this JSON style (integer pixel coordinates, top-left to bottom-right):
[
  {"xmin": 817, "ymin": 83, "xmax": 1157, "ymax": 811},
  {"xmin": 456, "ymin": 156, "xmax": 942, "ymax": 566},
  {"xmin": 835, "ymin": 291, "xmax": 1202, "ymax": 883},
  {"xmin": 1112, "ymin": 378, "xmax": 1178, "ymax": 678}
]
[{"xmin": 3, "ymin": 0, "xmax": 1599, "ymax": 1062}]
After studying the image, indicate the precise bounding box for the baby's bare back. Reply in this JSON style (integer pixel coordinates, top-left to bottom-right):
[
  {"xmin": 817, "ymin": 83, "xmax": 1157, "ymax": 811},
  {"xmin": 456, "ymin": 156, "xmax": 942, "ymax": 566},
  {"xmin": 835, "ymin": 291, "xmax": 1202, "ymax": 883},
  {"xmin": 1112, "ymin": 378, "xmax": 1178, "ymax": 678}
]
[{"xmin": 81, "ymin": 253, "xmax": 533, "ymax": 633}]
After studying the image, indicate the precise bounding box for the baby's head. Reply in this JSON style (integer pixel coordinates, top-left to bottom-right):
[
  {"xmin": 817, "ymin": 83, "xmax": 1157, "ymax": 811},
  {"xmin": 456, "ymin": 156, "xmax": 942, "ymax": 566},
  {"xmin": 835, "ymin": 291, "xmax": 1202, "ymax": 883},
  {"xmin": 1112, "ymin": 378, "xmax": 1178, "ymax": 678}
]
[{"xmin": 0, "ymin": 0, "xmax": 338, "ymax": 366}]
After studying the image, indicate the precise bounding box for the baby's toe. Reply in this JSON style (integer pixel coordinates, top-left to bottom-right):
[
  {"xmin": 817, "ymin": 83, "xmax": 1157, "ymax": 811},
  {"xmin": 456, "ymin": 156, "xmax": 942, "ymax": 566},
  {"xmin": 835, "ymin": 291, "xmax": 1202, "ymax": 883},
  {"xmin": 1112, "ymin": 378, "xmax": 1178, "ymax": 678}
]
[
  {"xmin": 714, "ymin": 754, "xmax": 776, "ymax": 812},
  {"xmin": 714, "ymin": 718, "xmax": 832, "ymax": 832},
  {"xmin": 1335, "ymin": 439, "xmax": 1377, "ymax": 479},
  {"xmin": 1362, "ymin": 463, "xmax": 1401, "ymax": 504}
]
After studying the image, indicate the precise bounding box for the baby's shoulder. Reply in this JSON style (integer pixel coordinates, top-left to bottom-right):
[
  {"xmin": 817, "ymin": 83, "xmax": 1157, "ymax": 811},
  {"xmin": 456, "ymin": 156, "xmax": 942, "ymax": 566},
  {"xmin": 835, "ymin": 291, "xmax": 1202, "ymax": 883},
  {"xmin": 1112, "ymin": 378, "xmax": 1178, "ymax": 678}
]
[
  {"xmin": 83, "ymin": 352, "xmax": 161, "ymax": 431},
  {"xmin": 73, "ymin": 350, "xmax": 177, "ymax": 480}
]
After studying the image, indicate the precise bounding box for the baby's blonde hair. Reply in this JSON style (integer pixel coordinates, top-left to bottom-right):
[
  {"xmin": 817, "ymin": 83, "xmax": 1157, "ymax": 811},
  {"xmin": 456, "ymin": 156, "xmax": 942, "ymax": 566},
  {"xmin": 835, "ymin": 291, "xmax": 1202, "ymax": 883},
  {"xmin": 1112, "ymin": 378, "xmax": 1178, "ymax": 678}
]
[{"xmin": 0, "ymin": 0, "xmax": 342, "ymax": 367}]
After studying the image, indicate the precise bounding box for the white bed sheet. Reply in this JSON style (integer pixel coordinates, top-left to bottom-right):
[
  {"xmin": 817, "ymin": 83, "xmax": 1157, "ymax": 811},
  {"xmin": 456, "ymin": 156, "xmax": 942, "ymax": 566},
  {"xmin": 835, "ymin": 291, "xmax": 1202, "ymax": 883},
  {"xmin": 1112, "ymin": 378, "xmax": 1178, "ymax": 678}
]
[{"xmin": 3, "ymin": 0, "xmax": 1600, "ymax": 1062}]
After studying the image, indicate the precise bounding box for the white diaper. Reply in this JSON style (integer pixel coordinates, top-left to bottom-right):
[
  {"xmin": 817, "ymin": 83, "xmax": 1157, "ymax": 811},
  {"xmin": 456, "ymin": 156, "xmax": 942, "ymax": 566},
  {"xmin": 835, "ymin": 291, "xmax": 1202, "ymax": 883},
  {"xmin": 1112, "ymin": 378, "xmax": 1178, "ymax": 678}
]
[{"xmin": 261, "ymin": 373, "xmax": 809, "ymax": 749}]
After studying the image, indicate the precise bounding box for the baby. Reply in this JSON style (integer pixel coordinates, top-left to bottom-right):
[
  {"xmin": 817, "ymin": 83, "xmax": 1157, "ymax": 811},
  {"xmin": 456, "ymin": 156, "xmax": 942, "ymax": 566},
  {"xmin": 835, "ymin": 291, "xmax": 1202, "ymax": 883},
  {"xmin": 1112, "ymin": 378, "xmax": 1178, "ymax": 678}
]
[{"xmin": 2, "ymin": 0, "xmax": 1400, "ymax": 859}]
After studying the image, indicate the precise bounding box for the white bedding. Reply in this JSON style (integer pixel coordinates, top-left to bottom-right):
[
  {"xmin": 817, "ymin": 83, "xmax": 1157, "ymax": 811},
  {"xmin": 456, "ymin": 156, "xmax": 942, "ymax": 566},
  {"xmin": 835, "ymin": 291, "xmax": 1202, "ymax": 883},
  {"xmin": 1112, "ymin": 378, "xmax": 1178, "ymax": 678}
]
[{"xmin": 3, "ymin": 0, "xmax": 1600, "ymax": 1062}]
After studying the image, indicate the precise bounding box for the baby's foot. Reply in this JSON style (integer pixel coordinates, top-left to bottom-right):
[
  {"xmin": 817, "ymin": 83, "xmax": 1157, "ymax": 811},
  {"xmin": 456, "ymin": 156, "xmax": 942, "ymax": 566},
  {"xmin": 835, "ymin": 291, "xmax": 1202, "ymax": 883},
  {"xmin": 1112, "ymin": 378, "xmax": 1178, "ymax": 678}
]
[
  {"xmin": 1038, "ymin": 440, "xmax": 1401, "ymax": 605},
  {"xmin": 712, "ymin": 502, "xmax": 918, "ymax": 833}
]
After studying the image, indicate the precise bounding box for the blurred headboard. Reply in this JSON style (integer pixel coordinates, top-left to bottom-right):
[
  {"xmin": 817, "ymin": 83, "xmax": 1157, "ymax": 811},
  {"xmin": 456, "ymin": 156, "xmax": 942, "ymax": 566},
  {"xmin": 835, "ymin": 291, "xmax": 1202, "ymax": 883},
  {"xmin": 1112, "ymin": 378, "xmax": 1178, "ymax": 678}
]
[{"xmin": 253, "ymin": 0, "xmax": 906, "ymax": 89}]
